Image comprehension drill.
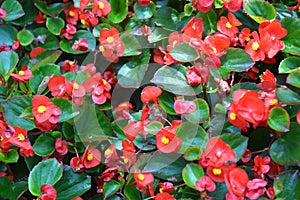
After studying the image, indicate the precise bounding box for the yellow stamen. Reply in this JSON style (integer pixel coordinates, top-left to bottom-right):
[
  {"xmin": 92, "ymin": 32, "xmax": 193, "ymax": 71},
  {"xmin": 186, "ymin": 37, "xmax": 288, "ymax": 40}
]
[
  {"xmin": 99, "ymin": 46, "xmax": 105, "ymax": 52},
  {"xmin": 124, "ymin": 157, "xmax": 129, "ymax": 164},
  {"xmin": 87, "ymin": 153, "xmax": 93, "ymax": 161},
  {"xmin": 161, "ymin": 136, "xmax": 169, "ymax": 145},
  {"xmin": 212, "ymin": 47, "xmax": 217, "ymax": 54},
  {"xmin": 245, "ymin": 37, "xmax": 250, "ymax": 42},
  {"xmin": 81, "ymin": 19, "xmax": 86, "ymax": 25},
  {"xmin": 105, "ymin": 149, "xmax": 111, "ymax": 156},
  {"xmin": 69, "ymin": 61, "xmax": 74, "ymax": 65},
  {"xmin": 99, "ymin": 2, "xmax": 105, "ymax": 9},
  {"xmin": 252, "ymin": 41, "xmax": 260, "ymax": 51},
  {"xmin": 159, "ymin": 188, "xmax": 163, "ymax": 193},
  {"xmin": 18, "ymin": 71, "xmax": 25, "ymax": 76},
  {"xmin": 138, "ymin": 174, "xmax": 144, "ymax": 181},
  {"xmin": 69, "ymin": 11, "xmax": 75, "ymax": 17},
  {"xmin": 106, "ymin": 36, "xmax": 114, "ymax": 43},
  {"xmin": 229, "ymin": 112, "xmax": 236, "ymax": 120},
  {"xmin": 212, "ymin": 168, "xmax": 222, "ymax": 175},
  {"xmin": 192, "ymin": 24, "xmax": 196, "ymax": 30},
  {"xmin": 37, "ymin": 105, "xmax": 46, "ymax": 113},
  {"xmin": 18, "ymin": 134, "xmax": 25, "ymax": 141},
  {"xmin": 226, "ymin": 22, "xmax": 232, "ymax": 29},
  {"xmin": 216, "ymin": 151, "xmax": 222, "ymax": 158},
  {"xmin": 270, "ymin": 99, "xmax": 277, "ymax": 106},
  {"xmin": 73, "ymin": 83, "xmax": 79, "ymax": 90},
  {"xmin": 0, "ymin": 136, "xmax": 3, "ymax": 141},
  {"xmin": 102, "ymin": 79, "xmax": 107, "ymax": 85}
]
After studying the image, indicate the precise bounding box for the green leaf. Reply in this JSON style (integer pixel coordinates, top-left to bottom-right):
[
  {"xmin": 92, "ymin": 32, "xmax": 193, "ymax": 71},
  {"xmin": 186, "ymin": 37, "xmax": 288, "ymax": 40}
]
[
  {"xmin": 182, "ymin": 163, "xmax": 204, "ymax": 190},
  {"xmin": 274, "ymin": 3, "xmax": 298, "ymax": 20},
  {"xmin": 32, "ymin": 28, "xmax": 59, "ymax": 50},
  {"xmin": 28, "ymin": 158, "xmax": 63, "ymax": 196},
  {"xmin": 1, "ymin": 0, "xmax": 25, "ymax": 21},
  {"xmin": 144, "ymin": 121, "xmax": 163, "ymax": 135},
  {"xmin": 151, "ymin": 65, "xmax": 203, "ymax": 96},
  {"xmin": 55, "ymin": 166, "xmax": 91, "ymax": 200},
  {"xmin": 176, "ymin": 122, "xmax": 208, "ymax": 154},
  {"xmin": 2, "ymin": 96, "xmax": 35, "ymax": 130},
  {"xmin": 0, "ymin": 176, "xmax": 13, "ymax": 198},
  {"xmin": 33, "ymin": 134, "xmax": 56, "ymax": 157},
  {"xmin": 46, "ymin": 17, "xmax": 65, "ymax": 36},
  {"xmin": 276, "ymin": 88, "xmax": 300, "ymax": 104},
  {"xmin": 208, "ymin": 181, "xmax": 228, "ymax": 199},
  {"xmin": 170, "ymin": 43, "xmax": 199, "ymax": 62},
  {"xmin": 134, "ymin": 2, "xmax": 156, "ymax": 19},
  {"xmin": 60, "ymin": 30, "xmax": 96, "ymax": 54},
  {"xmin": 184, "ymin": 4, "xmax": 193, "ymax": 16},
  {"xmin": 183, "ymin": 146, "xmax": 203, "ymax": 161},
  {"xmin": 10, "ymin": 181, "xmax": 28, "ymax": 200},
  {"xmin": 196, "ymin": 9, "xmax": 217, "ymax": 35},
  {"xmin": 275, "ymin": 171, "xmax": 300, "ymax": 199},
  {"xmin": 245, "ymin": 0, "xmax": 276, "ymax": 23},
  {"xmin": 148, "ymin": 28, "xmax": 170, "ymax": 43},
  {"xmin": 220, "ymin": 48, "xmax": 255, "ymax": 72},
  {"xmin": 103, "ymin": 179, "xmax": 124, "ymax": 198},
  {"xmin": 155, "ymin": 7, "xmax": 179, "ymax": 31},
  {"xmin": 117, "ymin": 49, "xmax": 150, "ymax": 88},
  {"xmin": 34, "ymin": 0, "xmax": 64, "ymax": 16},
  {"xmin": 281, "ymin": 17, "xmax": 300, "ymax": 55},
  {"xmin": 62, "ymin": 122, "xmax": 75, "ymax": 140},
  {"xmin": 184, "ymin": 98, "xmax": 210, "ymax": 124},
  {"xmin": 51, "ymin": 98, "xmax": 80, "ymax": 122},
  {"xmin": 0, "ymin": 149, "xmax": 19, "ymax": 163},
  {"xmin": 267, "ymin": 106, "xmax": 290, "ymax": 132},
  {"xmin": 29, "ymin": 64, "xmax": 60, "ymax": 94},
  {"xmin": 0, "ymin": 25, "xmax": 18, "ymax": 45},
  {"xmin": 220, "ymin": 133, "xmax": 248, "ymax": 162},
  {"xmin": 30, "ymin": 51, "xmax": 62, "ymax": 70},
  {"xmin": 13, "ymin": 0, "xmax": 38, "ymax": 26},
  {"xmin": 270, "ymin": 123, "xmax": 300, "ymax": 165},
  {"xmin": 0, "ymin": 50, "xmax": 19, "ymax": 81},
  {"xmin": 17, "ymin": 30, "xmax": 34, "ymax": 46},
  {"xmin": 158, "ymin": 91, "xmax": 177, "ymax": 115},
  {"xmin": 279, "ymin": 57, "xmax": 300, "ymax": 73},
  {"xmin": 120, "ymin": 33, "xmax": 142, "ymax": 56},
  {"xmin": 108, "ymin": 0, "xmax": 128, "ymax": 23},
  {"xmin": 287, "ymin": 71, "xmax": 300, "ymax": 88},
  {"xmin": 124, "ymin": 176, "xmax": 141, "ymax": 200}
]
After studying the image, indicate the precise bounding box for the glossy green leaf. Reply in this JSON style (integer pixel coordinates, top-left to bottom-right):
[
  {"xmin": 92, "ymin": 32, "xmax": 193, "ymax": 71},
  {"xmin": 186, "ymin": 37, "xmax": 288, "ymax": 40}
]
[
  {"xmin": 120, "ymin": 33, "xmax": 142, "ymax": 56},
  {"xmin": 274, "ymin": 3, "xmax": 298, "ymax": 20},
  {"xmin": 144, "ymin": 121, "xmax": 163, "ymax": 134},
  {"xmin": 279, "ymin": 57, "xmax": 300, "ymax": 73},
  {"xmin": 184, "ymin": 4, "xmax": 193, "ymax": 16},
  {"xmin": 196, "ymin": 9, "xmax": 217, "ymax": 34},
  {"xmin": 275, "ymin": 171, "xmax": 300, "ymax": 199},
  {"xmin": 10, "ymin": 181, "xmax": 28, "ymax": 200},
  {"xmin": 108, "ymin": 0, "xmax": 128, "ymax": 23},
  {"xmin": 28, "ymin": 158, "xmax": 63, "ymax": 196},
  {"xmin": 0, "ymin": 176, "xmax": 13, "ymax": 198},
  {"xmin": 30, "ymin": 51, "xmax": 62, "ymax": 70},
  {"xmin": 17, "ymin": 30, "xmax": 34, "ymax": 46},
  {"xmin": 276, "ymin": 88, "xmax": 300, "ymax": 104},
  {"xmin": 184, "ymin": 98, "xmax": 210, "ymax": 124},
  {"xmin": 245, "ymin": 0, "xmax": 276, "ymax": 23},
  {"xmin": 151, "ymin": 65, "xmax": 203, "ymax": 96},
  {"xmin": 60, "ymin": 30, "xmax": 96, "ymax": 54},
  {"xmin": 124, "ymin": 176, "xmax": 141, "ymax": 200},
  {"xmin": 0, "ymin": 25, "xmax": 18, "ymax": 45},
  {"xmin": 270, "ymin": 123, "xmax": 300, "ymax": 165},
  {"xmin": 220, "ymin": 48, "xmax": 255, "ymax": 72},
  {"xmin": 51, "ymin": 98, "xmax": 79, "ymax": 122},
  {"xmin": 182, "ymin": 163, "xmax": 204, "ymax": 190},
  {"xmin": 0, "ymin": 149, "xmax": 19, "ymax": 163},
  {"xmin": 55, "ymin": 166, "xmax": 91, "ymax": 200},
  {"xmin": 155, "ymin": 7, "xmax": 179, "ymax": 31},
  {"xmin": 148, "ymin": 28, "xmax": 170, "ymax": 43},
  {"xmin": 1, "ymin": 0, "xmax": 25, "ymax": 21},
  {"xmin": 208, "ymin": 181, "xmax": 228, "ymax": 199},
  {"xmin": 248, "ymin": 128, "xmax": 272, "ymax": 152},
  {"xmin": 158, "ymin": 91, "xmax": 177, "ymax": 115},
  {"xmin": 287, "ymin": 71, "xmax": 300, "ymax": 88},
  {"xmin": 0, "ymin": 50, "xmax": 19, "ymax": 81},
  {"xmin": 34, "ymin": 0, "xmax": 64, "ymax": 16},
  {"xmin": 117, "ymin": 49, "xmax": 150, "ymax": 88},
  {"xmin": 33, "ymin": 134, "xmax": 56, "ymax": 157},
  {"xmin": 2, "ymin": 96, "xmax": 35, "ymax": 130},
  {"xmin": 281, "ymin": 17, "xmax": 300, "ymax": 55},
  {"xmin": 176, "ymin": 122, "xmax": 208, "ymax": 154},
  {"xmin": 170, "ymin": 43, "xmax": 199, "ymax": 62},
  {"xmin": 103, "ymin": 179, "xmax": 124, "ymax": 198},
  {"xmin": 220, "ymin": 133, "xmax": 248, "ymax": 162},
  {"xmin": 46, "ymin": 17, "xmax": 65, "ymax": 36},
  {"xmin": 267, "ymin": 106, "xmax": 290, "ymax": 132},
  {"xmin": 134, "ymin": 2, "xmax": 156, "ymax": 19},
  {"xmin": 183, "ymin": 146, "xmax": 203, "ymax": 161},
  {"xmin": 13, "ymin": 0, "xmax": 38, "ymax": 26},
  {"xmin": 32, "ymin": 28, "xmax": 59, "ymax": 50}
]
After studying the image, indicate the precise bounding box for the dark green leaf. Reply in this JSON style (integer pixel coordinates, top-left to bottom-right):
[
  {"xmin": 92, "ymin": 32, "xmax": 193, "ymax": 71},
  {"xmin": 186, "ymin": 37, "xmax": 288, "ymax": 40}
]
[
  {"xmin": 10, "ymin": 181, "xmax": 28, "ymax": 200},
  {"xmin": 196, "ymin": 9, "xmax": 217, "ymax": 35},
  {"xmin": 17, "ymin": 30, "xmax": 34, "ymax": 46},
  {"xmin": 158, "ymin": 91, "xmax": 177, "ymax": 115},
  {"xmin": 170, "ymin": 43, "xmax": 199, "ymax": 62},
  {"xmin": 124, "ymin": 176, "xmax": 141, "ymax": 200},
  {"xmin": 0, "ymin": 149, "xmax": 19, "ymax": 163},
  {"xmin": 134, "ymin": 2, "xmax": 156, "ymax": 19},
  {"xmin": 51, "ymin": 98, "xmax": 80, "ymax": 122},
  {"xmin": 103, "ymin": 179, "xmax": 124, "ymax": 198},
  {"xmin": 0, "ymin": 176, "xmax": 13, "ymax": 198},
  {"xmin": 182, "ymin": 163, "xmax": 204, "ymax": 190},
  {"xmin": 276, "ymin": 88, "xmax": 300, "ymax": 104},
  {"xmin": 120, "ymin": 33, "xmax": 142, "ymax": 57},
  {"xmin": 155, "ymin": 7, "xmax": 179, "ymax": 31},
  {"xmin": 13, "ymin": 0, "xmax": 38, "ymax": 26},
  {"xmin": 279, "ymin": 57, "xmax": 300, "ymax": 73},
  {"xmin": 0, "ymin": 25, "xmax": 17, "ymax": 45},
  {"xmin": 184, "ymin": 98, "xmax": 210, "ymax": 124},
  {"xmin": 281, "ymin": 17, "xmax": 300, "ymax": 55},
  {"xmin": 151, "ymin": 65, "xmax": 203, "ymax": 96},
  {"xmin": 275, "ymin": 171, "xmax": 300, "ymax": 199},
  {"xmin": 28, "ymin": 158, "xmax": 63, "ymax": 196},
  {"xmin": 183, "ymin": 146, "xmax": 203, "ymax": 161},
  {"xmin": 46, "ymin": 17, "xmax": 65, "ymax": 36},
  {"xmin": 287, "ymin": 71, "xmax": 300, "ymax": 88},
  {"xmin": 274, "ymin": 3, "xmax": 298, "ymax": 20},
  {"xmin": 55, "ymin": 166, "xmax": 91, "ymax": 200},
  {"xmin": 32, "ymin": 28, "xmax": 59, "ymax": 50},
  {"xmin": 0, "ymin": 50, "xmax": 19, "ymax": 81},
  {"xmin": 245, "ymin": 0, "xmax": 276, "ymax": 23},
  {"xmin": 33, "ymin": 134, "xmax": 56, "ymax": 156},
  {"xmin": 267, "ymin": 106, "xmax": 290, "ymax": 132},
  {"xmin": 34, "ymin": 0, "xmax": 64, "ymax": 16},
  {"xmin": 208, "ymin": 182, "xmax": 228, "ymax": 199},
  {"xmin": 1, "ymin": 0, "xmax": 25, "ymax": 21},
  {"xmin": 2, "ymin": 96, "xmax": 35, "ymax": 130},
  {"xmin": 108, "ymin": 0, "xmax": 128, "ymax": 23},
  {"xmin": 220, "ymin": 48, "xmax": 255, "ymax": 72},
  {"xmin": 220, "ymin": 133, "xmax": 248, "ymax": 162}
]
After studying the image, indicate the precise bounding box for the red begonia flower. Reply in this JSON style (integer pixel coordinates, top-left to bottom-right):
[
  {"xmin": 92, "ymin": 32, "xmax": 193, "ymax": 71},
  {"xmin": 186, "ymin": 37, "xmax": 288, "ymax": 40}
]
[
  {"xmin": 245, "ymin": 179, "xmax": 268, "ymax": 199},
  {"xmin": 80, "ymin": 10, "xmax": 98, "ymax": 27},
  {"xmin": 55, "ymin": 138, "xmax": 68, "ymax": 155},
  {"xmin": 239, "ymin": 28, "xmax": 251, "ymax": 46},
  {"xmin": 174, "ymin": 100, "xmax": 196, "ymax": 115},
  {"xmin": 266, "ymin": 187, "xmax": 275, "ymax": 199},
  {"xmin": 81, "ymin": 146, "xmax": 101, "ymax": 169},
  {"xmin": 141, "ymin": 86, "xmax": 162, "ymax": 104},
  {"xmin": 297, "ymin": 110, "xmax": 300, "ymax": 124},
  {"xmin": 134, "ymin": 169, "xmax": 154, "ymax": 188},
  {"xmin": 155, "ymin": 192, "xmax": 175, "ymax": 200},
  {"xmin": 11, "ymin": 65, "xmax": 33, "ymax": 82},
  {"xmin": 225, "ymin": 168, "xmax": 249, "ymax": 198},
  {"xmin": 251, "ymin": 155, "xmax": 270, "ymax": 176},
  {"xmin": 0, "ymin": 130, "xmax": 12, "ymax": 152},
  {"xmin": 124, "ymin": 120, "xmax": 148, "ymax": 141},
  {"xmin": 206, "ymin": 163, "xmax": 236, "ymax": 182},
  {"xmin": 48, "ymin": 76, "xmax": 72, "ymax": 98},
  {"xmin": 63, "ymin": 24, "xmax": 77, "ymax": 40},
  {"xmin": 156, "ymin": 128, "xmax": 182, "ymax": 154},
  {"xmin": 257, "ymin": 69, "xmax": 276, "ymax": 92},
  {"xmin": 92, "ymin": 0, "xmax": 111, "ymax": 17},
  {"xmin": 12, "ymin": 40, "xmax": 20, "ymax": 50},
  {"xmin": 80, "ymin": 0, "xmax": 91, "ymax": 10},
  {"xmin": 0, "ymin": 8, "xmax": 7, "ymax": 19},
  {"xmin": 157, "ymin": 182, "xmax": 174, "ymax": 193},
  {"xmin": 70, "ymin": 157, "xmax": 85, "ymax": 172},
  {"xmin": 9, "ymin": 126, "xmax": 34, "ymax": 156},
  {"xmin": 195, "ymin": 176, "xmax": 216, "ymax": 192},
  {"xmin": 64, "ymin": 5, "xmax": 80, "ymax": 25},
  {"xmin": 72, "ymin": 38, "xmax": 89, "ymax": 51},
  {"xmin": 222, "ymin": 0, "xmax": 242, "ymax": 12},
  {"xmin": 30, "ymin": 47, "xmax": 45, "ymax": 59},
  {"xmin": 138, "ymin": 0, "xmax": 151, "ymax": 6},
  {"xmin": 217, "ymin": 13, "xmax": 241, "ymax": 38},
  {"xmin": 32, "ymin": 95, "xmax": 61, "ymax": 123},
  {"xmin": 38, "ymin": 184, "xmax": 57, "ymax": 200},
  {"xmin": 182, "ymin": 16, "xmax": 203, "ymax": 41},
  {"xmin": 186, "ymin": 65, "xmax": 205, "ymax": 87},
  {"xmin": 61, "ymin": 60, "xmax": 78, "ymax": 72},
  {"xmin": 245, "ymin": 31, "xmax": 266, "ymax": 62},
  {"xmin": 122, "ymin": 140, "xmax": 136, "ymax": 153},
  {"xmin": 35, "ymin": 11, "xmax": 46, "ymax": 24},
  {"xmin": 153, "ymin": 48, "xmax": 176, "ymax": 66},
  {"xmin": 104, "ymin": 144, "xmax": 118, "ymax": 161},
  {"xmin": 192, "ymin": 0, "xmax": 214, "ymax": 13}
]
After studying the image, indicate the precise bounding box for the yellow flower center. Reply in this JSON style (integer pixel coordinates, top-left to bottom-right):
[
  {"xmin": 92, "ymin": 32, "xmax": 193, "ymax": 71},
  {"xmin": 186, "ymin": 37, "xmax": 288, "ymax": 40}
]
[
  {"xmin": 106, "ymin": 36, "xmax": 114, "ymax": 43},
  {"xmin": 99, "ymin": 46, "xmax": 105, "ymax": 52},
  {"xmin": 245, "ymin": 37, "xmax": 250, "ymax": 42},
  {"xmin": 124, "ymin": 157, "xmax": 129, "ymax": 164},
  {"xmin": 252, "ymin": 41, "xmax": 260, "ymax": 51},
  {"xmin": 81, "ymin": 19, "xmax": 86, "ymax": 25},
  {"xmin": 69, "ymin": 61, "xmax": 74, "ymax": 65},
  {"xmin": 18, "ymin": 133, "xmax": 25, "ymax": 141},
  {"xmin": 99, "ymin": 2, "xmax": 105, "ymax": 9},
  {"xmin": 0, "ymin": 136, "xmax": 3, "ymax": 141},
  {"xmin": 159, "ymin": 188, "xmax": 163, "ymax": 193},
  {"xmin": 138, "ymin": 174, "xmax": 145, "ymax": 181},
  {"xmin": 192, "ymin": 24, "xmax": 196, "ymax": 30},
  {"xmin": 212, "ymin": 168, "xmax": 222, "ymax": 175},
  {"xmin": 161, "ymin": 136, "xmax": 169, "ymax": 145},
  {"xmin": 105, "ymin": 149, "xmax": 111, "ymax": 156},
  {"xmin": 229, "ymin": 112, "xmax": 236, "ymax": 120},
  {"xmin": 18, "ymin": 71, "xmax": 25, "ymax": 76},
  {"xmin": 102, "ymin": 79, "xmax": 107, "ymax": 85},
  {"xmin": 226, "ymin": 22, "xmax": 232, "ymax": 29},
  {"xmin": 216, "ymin": 151, "xmax": 222, "ymax": 158},
  {"xmin": 270, "ymin": 99, "xmax": 277, "ymax": 106},
  {"xmin": 87, "ymin": 153, "xmax": 93, "ymax": 161},
  {"xmin": 73, "ymin": 83, "xmax": 79, "ymax": 90},
  {"xmin": 37, "ymin": 105, "xmax": 46, "ymax": 113},
  {"xmin": 43, "ymin": 14, "xmax": 47, "ymax": 19},
  {"xmin": 212, "ymin": 47, "xmax": 217, "ymax": 54},
  {"xmin": 0, "ymin": 81, "xmax": 3, "ymax": 86},
  {"xmin": 69, "ymin": 11, "xmax": 75, "ymax": 17}
]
